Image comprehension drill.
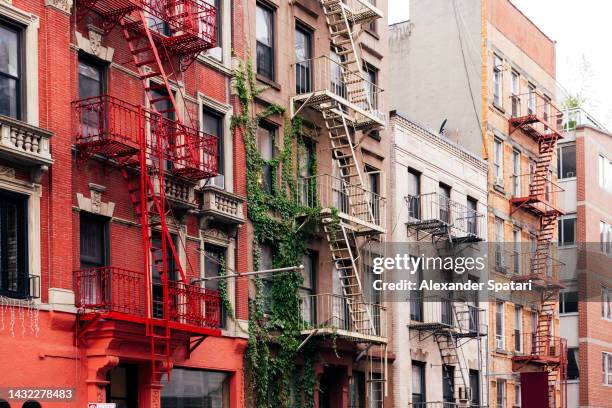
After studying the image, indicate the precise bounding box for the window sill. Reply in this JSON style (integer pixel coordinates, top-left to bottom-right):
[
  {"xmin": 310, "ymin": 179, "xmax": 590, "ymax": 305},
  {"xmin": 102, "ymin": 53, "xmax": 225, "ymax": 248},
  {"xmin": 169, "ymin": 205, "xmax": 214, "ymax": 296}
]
[
  {"xmin": 493, "ymin": 103, "xmax": 505, "ymax": 114},
  {"xmin": 558, "ymin": 176, "xmax": 577, "ymax": 182},
  {"xmin": 493, "ymin": 183, "xmax": 505, "ymax": 194},
  {"xmin": 559, "ymin": 312, "xmax": 579, "ymax": 317},
  {"xmin": 256, "ymin": 74, "xmax": 281, "ymax": 91},
  {"xmin": 364, "ymin": 28, "xmax": 380, "ymax": 40},
  {"xmin": 494, "ymin": 348, "xmax": 508, "ymax": 355}
]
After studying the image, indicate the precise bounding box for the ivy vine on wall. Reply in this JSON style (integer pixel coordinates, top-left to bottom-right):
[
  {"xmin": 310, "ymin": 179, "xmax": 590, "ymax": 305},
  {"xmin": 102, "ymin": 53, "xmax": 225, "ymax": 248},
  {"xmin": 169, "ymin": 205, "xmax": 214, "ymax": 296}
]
[{"xmin": 232, "ymin": 59, "xmax": 321, "ymax": 408}]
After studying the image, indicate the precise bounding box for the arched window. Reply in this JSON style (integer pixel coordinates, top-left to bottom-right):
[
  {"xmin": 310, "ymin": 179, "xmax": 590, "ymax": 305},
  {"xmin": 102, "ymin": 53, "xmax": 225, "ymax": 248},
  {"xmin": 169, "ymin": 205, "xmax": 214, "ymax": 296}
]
[{"xmin": 22, "ymin": 402, "xmax": 41, "ymax": 408}]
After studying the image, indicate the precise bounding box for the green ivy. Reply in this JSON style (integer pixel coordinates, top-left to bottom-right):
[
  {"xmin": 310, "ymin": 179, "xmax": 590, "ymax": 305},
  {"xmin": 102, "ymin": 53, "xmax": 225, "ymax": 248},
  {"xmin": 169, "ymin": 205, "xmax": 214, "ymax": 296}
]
[{"xmin": 233, "ymin": 59, "xmax": 322, "ymax": 408}]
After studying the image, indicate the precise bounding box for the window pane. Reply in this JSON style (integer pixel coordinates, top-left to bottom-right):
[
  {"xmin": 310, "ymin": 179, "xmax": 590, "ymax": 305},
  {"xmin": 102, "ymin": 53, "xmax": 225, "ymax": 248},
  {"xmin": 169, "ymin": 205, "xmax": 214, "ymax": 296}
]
[
  {"xmin": 0, "ymin": 191, "xmax": 28, "ymax": 297},
  {"xmin": 0, "ymin": 77, "xmax": 17, "ymax": 117},
  {"xmin": 202, "ymin": 109, "xmax": 224, "ymax": 187},
  {"xmin": 0, "ymin": 25, "xmax": 18, "ymax": 76},
  {"xmin": 256, "ymin": 5, "xmax": 272, "ymax": 46},
  {"xmin": 559, "ymin": 145, "xmax": 576, "ymax": 178},
  {"xmin": 161, "ymin": 369, "xmax": 230, "ymax": 408},
  {"xmin": 78, "ymin": 61, "xmax": 103, "ymax": 99}
]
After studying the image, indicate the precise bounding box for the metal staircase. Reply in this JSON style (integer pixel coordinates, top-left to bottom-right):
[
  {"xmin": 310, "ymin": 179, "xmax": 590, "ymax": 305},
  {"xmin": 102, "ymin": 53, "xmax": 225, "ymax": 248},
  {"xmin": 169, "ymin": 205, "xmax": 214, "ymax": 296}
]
[
  {"xmin": 509, "ymin": 92, "xmax": 567, "ymax": 407},
  {"xmin": 74, "ymin": 0, "xmax": 218, "ymax": 384}
]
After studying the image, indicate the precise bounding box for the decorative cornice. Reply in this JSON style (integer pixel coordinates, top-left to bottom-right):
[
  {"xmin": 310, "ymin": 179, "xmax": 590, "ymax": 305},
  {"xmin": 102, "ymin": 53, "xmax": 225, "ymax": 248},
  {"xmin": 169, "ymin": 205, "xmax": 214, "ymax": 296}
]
[{"xmin": 44, "ymin": 0, "xmax": 72, "ymax": 15}]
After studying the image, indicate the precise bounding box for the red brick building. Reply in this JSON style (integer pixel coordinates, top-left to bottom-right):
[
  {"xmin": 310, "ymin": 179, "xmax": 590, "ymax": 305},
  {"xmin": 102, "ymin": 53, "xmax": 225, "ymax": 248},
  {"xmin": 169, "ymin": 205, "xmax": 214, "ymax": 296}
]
[{"xmin": 0, "ymin": 0, "xmax": 249, "ymax": 406}]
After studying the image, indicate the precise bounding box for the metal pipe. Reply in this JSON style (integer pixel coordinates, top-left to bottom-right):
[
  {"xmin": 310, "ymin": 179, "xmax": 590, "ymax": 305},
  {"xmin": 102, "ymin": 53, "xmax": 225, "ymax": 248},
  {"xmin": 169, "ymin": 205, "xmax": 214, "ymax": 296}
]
[{"xmin": 190, "ymin": 265, "xmax": 304, "ymax": 284}]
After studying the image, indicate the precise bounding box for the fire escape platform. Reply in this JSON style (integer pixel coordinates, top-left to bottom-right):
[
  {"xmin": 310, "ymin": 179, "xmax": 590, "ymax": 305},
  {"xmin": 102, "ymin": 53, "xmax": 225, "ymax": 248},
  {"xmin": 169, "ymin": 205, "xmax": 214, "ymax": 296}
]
[
  {"xmin": 511, "ymin": 274, "xmax": 565, "ymax": 289},
  {"xmin": 291, "ymin": 91, "xmax": 385, "ymax": 129},
  {"xmin": 332, "ymin": 209, "xmax": 386, "ymax": 235},
  {"xmin": 300, "ymin": 327, "xmax": 387, "ymax": 345},
  {"xmin": 509, "ymin": 196, "xmax": 564, "ymax": 217},
  {"xmin": 509, "ymin": 115, "xmax": 563, "ymax": 141},
  {"xmin": 76, "ymin": 0, "xmax": 139, "ymax": 19}
]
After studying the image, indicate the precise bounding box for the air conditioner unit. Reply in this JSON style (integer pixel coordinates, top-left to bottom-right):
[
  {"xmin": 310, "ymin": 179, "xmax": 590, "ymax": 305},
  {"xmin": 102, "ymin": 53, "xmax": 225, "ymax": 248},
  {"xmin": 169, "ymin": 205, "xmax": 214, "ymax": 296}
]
[{"xmin": 457, "ymin": 386, "xmax": 472, "ymax": 402}]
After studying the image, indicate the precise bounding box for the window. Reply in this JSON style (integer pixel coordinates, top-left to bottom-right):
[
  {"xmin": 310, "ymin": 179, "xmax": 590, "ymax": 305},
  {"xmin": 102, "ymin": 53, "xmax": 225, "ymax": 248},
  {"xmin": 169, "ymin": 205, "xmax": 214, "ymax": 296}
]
[
  {"xmin": 298, "ymin": 137, "xmax": 315, "ymax": 205},
  {"xmin": 411, "ymin": 361, "xmax": 425, "ymax": 404},
  {"xmin": 256, "ymin": 3, "xmax": 274, "ymax": 80},
  {"xmin": 496, "ymin": 379, "xmax": 506, "ymax": 408},
  {"xmin": 559, "ymin": 291, "xmax": 578, "ymax": 314},
  {"xmin": 495, "ymin": 217, "xmax": 504, "ymax": 269},
  {"xmin": 161, "ymin": 368, "xmax": 230, "ymax": 407},
  {"xmin": 407, "ymin": 169, "xmax": 421, "ymax": 219},
  {"xmin": 365, "ymin": 0, "xmax": 377, "ymax": 33},
  {"xmin": 514, "ymin": 383, "xmax": 521, "ymax": 407},
  {"xmin": 259, "ymin": 244, "xmax": 273, "ymax": 309},
  {"xmin": 349, "ymin": 371, "xmax": 365, "ymax": 408},
  {"xmin": 494, "ymin": 138, "xmax": 503, "ymax": 184},
  {"xmin": 495, "ymin": 301, "xmax": 505, "ymax": 349},
  {"xmin": 78, "ymin": 57, "xmax": 105, "ymax": 99},
  {"xmin": 603, "ymin": 352, "xmax": 612, "ymax": 385},
  {"xmin": 363, "ymin": 63, "xmax": 378, "ymax": 110},
  {"xmin": 151, "ymin": 232, "xmax": 178, "ymax": 318},
  {"xmin": 527, "ymin": 83, "xmax": 536, "ymax": 114},
  {"xmin": 257, "ymin": 122, "xmax": 276, "ymax": 194},
  {"xmin": 330, "ymin": 50, "xmax": 345, "ymax": 97},
  {"xmin": 600, "ymin": 221, "xmax": 612, "ymax": 255},
  {"xmin": 557, "ymin": 216, "xmax": 576, "ymax": 246},
  {"xmin": 599, "ymin": 155, "xmax": 612, "ymax": 191},
  {"xmin": 299, "ymin": 251, "xmax": 317, "ymax": 325},
  {"xmin": 0, "ymin": 21, "xmax": 22, "ymax": 119},
  {"xmin": 512, "ymin": 149, "xmax": 521, "ymax": 196},
  {"xmin": 295, "ymin": 23, "xmax": 312, "ymax": 94},
  {"xmin": 204, "ymin": 0, "xmax": 222, "ymax": 60},
  {"xmin": 511, "ymin": 71, "xmax": 520, "ymax": 116},
  {"xmin": 442, "ymin": 365, "xmax": 455, "ymax": 404},
  {"xmin": 107, "ymin": 365, "xmax": 138, "ymax": 407},
  {"xmin": 493, "ymin": 55, "xmax": 503, "ymax": 108},
  {"xmin": 439, "ymin": 183, "xmax": 451, "ymax": 224},
  {"xmin": 567, "ymin": 347, "xmax": 579, "ymax": 380},
  {"xmin": 514, "ymin": 306, "xmax": 522, "ymax": 352},
  {"xmin": 603, "ymin": 287, "xmax": 612, "ymax": 320},
  {"xmin": 202, "ymin": 108, "xmax": 225, "ymax": 188},
  {"xmin": 80, "ymin": 213, "xmax": 108, "ymax": 269},
  {"xmin": 557, "ymin": 144, "xmax": 576, "ymax": 179},
  {"xmin": 469, "ymin": 369, "xmax": 480, "ymax": 407},
  {"xmin": 366, "ymin": 167, "xmax": 381, "ymax": 224},
  {"xmin": 204, "ymin": 243, "xmax": 227, "ymax": 327},
  {"xmin": 0, "ymin": 190, "xmax": 28, "ymax": 298},
  {"xmin": 512, "ymin": 228, "xmax": 521, "ymax": 275},
  {"xmin": 467, "ymin": 197, "xmax": 478, "ymax": 236}
]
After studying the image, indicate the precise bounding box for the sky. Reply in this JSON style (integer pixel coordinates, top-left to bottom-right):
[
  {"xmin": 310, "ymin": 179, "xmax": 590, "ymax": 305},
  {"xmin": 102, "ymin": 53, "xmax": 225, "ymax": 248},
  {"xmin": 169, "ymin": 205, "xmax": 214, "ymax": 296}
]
[{"xmin": 388, "ymin": 0, "xmax": 612, "ymax": 130}]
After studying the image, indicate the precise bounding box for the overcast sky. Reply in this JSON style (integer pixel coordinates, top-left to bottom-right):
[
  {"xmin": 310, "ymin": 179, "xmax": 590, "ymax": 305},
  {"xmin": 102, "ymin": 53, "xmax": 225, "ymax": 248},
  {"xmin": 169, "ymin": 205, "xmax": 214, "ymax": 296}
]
[{"xmin": 388, "ymin": 0, "xmax": 612, "ymax": 130}]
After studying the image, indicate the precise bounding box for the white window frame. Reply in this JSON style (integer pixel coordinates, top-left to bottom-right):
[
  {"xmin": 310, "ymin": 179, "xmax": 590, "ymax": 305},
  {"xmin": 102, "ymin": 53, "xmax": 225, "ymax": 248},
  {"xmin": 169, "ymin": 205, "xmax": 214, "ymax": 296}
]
[
  {"xmin": 604, "ymin": 352, "xmax": 612, "ymax": 386},
  {"xmin": 514, "ymin": 305, "xmax": 522, "ymax": 352},
  {"xmin": 512, "ymin": 149, "xmax": 521, "ymax": 196},
  {"xmin": 0, "ymin": 2, "xmax": 40, "ymax": 126},
  {"xmin": 558, "ymin": 215, "xmax": 577, "ymax": 247},
  {"xmin": 557, "ymin": 144, "xmax": 577, "ymax": 180},
  {"xmin": 514, "ymin": 383, "xmax": 521, "ymax": 407},
  {"xmin": 513, "ymin": 227, "xmax": 521, "ymax": 275},
  {"xmin": 496, "ymin": 301, "xmax": 505, "ymax": 349},
  {"xmin": 494, "ymin": 138, "xmax": 503, "ymax": 185},
  {"xmin": 527, "ymin": 84, "xmax": 536, "ymax": 115},
  {"xmin": 493, "ymin": 55, "xmax": 503, "ymax": 108},
  {"xmin": 496, "ymin": 379, "xmax": 507, "ymax": 408},
  {"xmin": 603, "ymin": 287, "xmax": 612, "ymax": 321}
]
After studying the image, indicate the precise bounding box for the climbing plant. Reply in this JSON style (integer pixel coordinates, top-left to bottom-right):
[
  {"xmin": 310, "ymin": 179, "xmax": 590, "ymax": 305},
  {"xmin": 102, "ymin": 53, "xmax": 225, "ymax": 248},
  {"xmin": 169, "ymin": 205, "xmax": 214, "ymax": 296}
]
[{"xmin": 232, "ymin": 58, "xmax": 323, "ymax": 408}]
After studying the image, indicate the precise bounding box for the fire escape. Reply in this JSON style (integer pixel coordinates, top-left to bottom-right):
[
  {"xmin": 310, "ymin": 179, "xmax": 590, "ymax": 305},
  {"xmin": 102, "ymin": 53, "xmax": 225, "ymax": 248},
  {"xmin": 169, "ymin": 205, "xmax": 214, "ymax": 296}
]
[
  {"xmin": 408, "ymin": 297, "xmax": 488, "ymax": 407},
  {"xmin": 291, "ymin": 0, "xmax": 386, "ymax": 406},
  {"xmin": 405, "ymin": 194, "xmax": 487, "ymax": 406},
  {"xmin": 508, "ymin": 92, "xmax": 567, "ymax": 408},
  {"xmin": 73, "ymin": 0, "xmax": 220, "ymax": 383}
]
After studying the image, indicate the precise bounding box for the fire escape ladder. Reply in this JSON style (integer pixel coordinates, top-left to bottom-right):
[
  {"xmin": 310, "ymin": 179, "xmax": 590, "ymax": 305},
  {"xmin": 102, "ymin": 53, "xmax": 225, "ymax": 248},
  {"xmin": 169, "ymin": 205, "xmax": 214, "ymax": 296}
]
[
  {"xmin": 322, "ymin": 0, "xmax": 363, "ymax": 77},
  {"xmin": 435, "ymin": 330, "xmax": 471, "ymax": 405}
]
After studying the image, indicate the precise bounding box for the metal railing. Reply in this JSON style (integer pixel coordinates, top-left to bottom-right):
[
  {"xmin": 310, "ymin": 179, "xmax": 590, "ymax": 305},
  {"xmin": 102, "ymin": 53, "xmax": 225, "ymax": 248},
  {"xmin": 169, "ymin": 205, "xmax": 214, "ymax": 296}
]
[
  {"xmin": 509, "ymin": 173, "xmax": 564, "ymax": 201},
  {"xmin": 407, "ymin": 403, "xmax": 486, "ymax": 408},
  {"xmin": 508, "ymin": 91, "xmax": 563, "ymax": 135},
  {"xmin": 74, "ymin": 266, "xmax": 221, "ymax": 329},
  {"xmin": 562, "ymin": 107, "xmax": 609, "ymax": 132},
  {"xmin": 512, "ymin": 333, "xmax": 567, "ymax": 359},
  {"xmin": 409, "ymin": 295, "xmax": 487, "ymax": 335},
  {"xmin": 73, "ymin": 95, "xmax": 218, "ymax": 179},
  {"xmin": 406, "ymin": 193, "xmax": 485, "ymax": 240},
  {"xmin": 299, "ymin": 293, "xmax": 386, "ymax": 339},
  {"xmin": 145, "ymin": 0, "xmax": 217, "ymax": 46},
  {"xmin": 293, "ymin": 56, "xmax": 385, "ymax": 120},
  {"xmin": 499, "ymin": 250, "xmax": 564, "ymax": 283},
  {"xmin": 297, "ymin": 174, "xmax": 385, "ymax": 228}
]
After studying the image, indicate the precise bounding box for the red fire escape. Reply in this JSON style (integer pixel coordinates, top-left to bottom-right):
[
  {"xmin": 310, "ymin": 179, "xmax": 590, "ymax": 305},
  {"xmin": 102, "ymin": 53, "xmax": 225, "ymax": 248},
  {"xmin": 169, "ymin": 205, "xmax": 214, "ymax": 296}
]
[
  {"xmin": 73, "ymin": 0, "xmax": 220, "ymax": 383},
  {"xmin": 508, "ymin": 92, "xmax": 567, "ymax": 408}
]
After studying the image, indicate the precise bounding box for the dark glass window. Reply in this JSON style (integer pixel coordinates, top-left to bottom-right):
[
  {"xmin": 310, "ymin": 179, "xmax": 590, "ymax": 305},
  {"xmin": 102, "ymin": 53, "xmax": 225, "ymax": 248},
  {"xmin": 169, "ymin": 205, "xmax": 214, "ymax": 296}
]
[
  {"xmin": 78, "ymin": 58, "xmax": 105, "ymax": 99},
  {"xmin": 407, "ymin": 169, "xmax": 420, "ymax": 219},
  {"xmin": 411, "ymin": 361, "xmax": 425, "ymax": 404},
  {"xmin": 439, "ymin": 183, "xmax": 451, "ymax": 224},
  {"xmin": 363, "ymin": 63, "xmax": 378, "ymax": 110},
  {"xmin": 558, "ymin": 144, "xmax": 577, "ymax": 179},
  {"xmin": 152, "ymin": 232, "xmax": 178, "ymax": 318},
  {"xmin": 257, "ymin": 122, "xmax": 276, "ymax": 194},
  {"xmin": 107, "ymin": 365, "xmax": 139, "ymax": 408},
  {"xmin": 256, "ymin": 3, "xmax": 274, "ymax": 79},
  {"xmin": 559, "ymin": 291, "xmax": 578, "ymax": 314},
  {"xmin": 299, "ymin": 251, "xmax": 317, "ymax": 326},
  {"xmin": 79, "ymin": 213, "xmax": 108, "ymax": 269},
  {"xmin": 467, "ymin": 196, "xmax": 478, "ymax": 235},
  {"xmin": 0, "ymin": 21, "xmax": 21, "ymax": 119},
  {"xmin": 295, "ymin": 24, "xmax": 312, "ymax": 94},
  {"xmin": 205, "ymin": 243, "xmax": 227, "ymax": 327},
  {"xmin": 0, "ymin": 190, "xmax": 28, "ymax": 298},
  {"xmin": 349, "ymin": 371, "xmax": 365, "ymax": 408},
  {"xmin": 202, "ymin": 108, "xmax": 225, "ymax": 188},
  {"xmin": 558, "ymin": 217, "xmax": 576, "ymax": 246},
  {"xmin": 567, "ymin": 347, "xmax": 579, "ymax": 380},
  {"xmin": 442, "ymin": 365, "xmax": 455, "ymax": 403},
  {"xmin": 469, "ymin": 369, "xmax": 480, "ymax": 406},
  {"xmin": 204, "ymin": 0, "xmax": 222, "ymax": 60},
  {"xmin": 161, "ymin": 368, "xmax": 230, "ymax": 407}
]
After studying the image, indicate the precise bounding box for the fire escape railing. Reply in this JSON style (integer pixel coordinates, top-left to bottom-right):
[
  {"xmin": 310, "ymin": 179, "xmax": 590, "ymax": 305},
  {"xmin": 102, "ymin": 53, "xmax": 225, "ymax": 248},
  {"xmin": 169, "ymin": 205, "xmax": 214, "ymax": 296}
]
[
  {"xmin": 509, "ymin": 91, "xmax": 564, "ymax": 138},
  {"xmin": 75, "ymin": 267, "xmax": 221, "ymax": 329}
]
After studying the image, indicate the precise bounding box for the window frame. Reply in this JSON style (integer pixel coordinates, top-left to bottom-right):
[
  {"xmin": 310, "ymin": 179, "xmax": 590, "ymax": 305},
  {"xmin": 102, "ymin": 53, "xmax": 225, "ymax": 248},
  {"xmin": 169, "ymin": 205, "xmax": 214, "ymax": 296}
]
[
  {"xmin": 514, "ymin": 305, "xmax": 522, "ymax": 352},
  {"xmin": 294, "ymin": 21, "xmax": 313, "ymax": 94},
  {"xmin": 496, "ymin": 379, "xmax": 506, "ymax": 408},
  {"xmin": 411, "ymin": 360, "xmax": 426, "ymax": 404},
  {"xmin": 493, "ymin": 54, "xmax": 503, "ymax": 108},
  {"xmin": 257, "ymin": 121, "xmax": 277, "ymax": 195},
  {"xmin": 0, "ymin": 18, "xmax": 24, "ymax": 119},
  {"xmin": 603, "ymin": 287, "xmax": 612, "ymax": 320},
  {"xmin": 160, "ymin": 367, "xmax": 231, "ymax": 407},
  {"xmin": 512, "ymin": 149, "xmax": 521, "ymax": 196},
  {"xmin": 603, "ymin": 352, "xmax": 612, "ymax": 386},
  {"xmin": 0, "ymin": 189, "xmax": 29, "ymax": 298},
  {"xmin": 559, "ymin": 291, "xmax": 578, "ymax": 314},
  {"xmin": 557, "ymin": 215, "xmax": 577, "ymax": 247},
  {"xmin": 79, "ymin": 212, "xmax": 110, "ymax": 270},
  {"xmin": 255, "ymin": 2, "xmax": 275, "ymax": 80},
  {"xmin": 495, "ymin": 301, "xmax": 505, "ymax": 350},
  {"xmin": 557, "ymin": 144, "xmax": 577, "ymax": 180},
  {"xmin": 510, "ymin": 70, "xmax": 520, "ymax": 116},
  {"xmin": 494, "ymin": 138, "xmax": 503, "ymax": 183},
  {"xmin": 201, "ymin": 106, "xmax": 225, "ymax": 188}
]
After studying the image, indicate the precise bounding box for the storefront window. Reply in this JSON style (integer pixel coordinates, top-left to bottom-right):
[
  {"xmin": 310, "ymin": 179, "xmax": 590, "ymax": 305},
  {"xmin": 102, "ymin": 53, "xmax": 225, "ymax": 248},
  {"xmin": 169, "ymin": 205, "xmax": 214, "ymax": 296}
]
[{"xmin": 161, "ymin": 368, "xmax": 230, "ymax": 408}]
